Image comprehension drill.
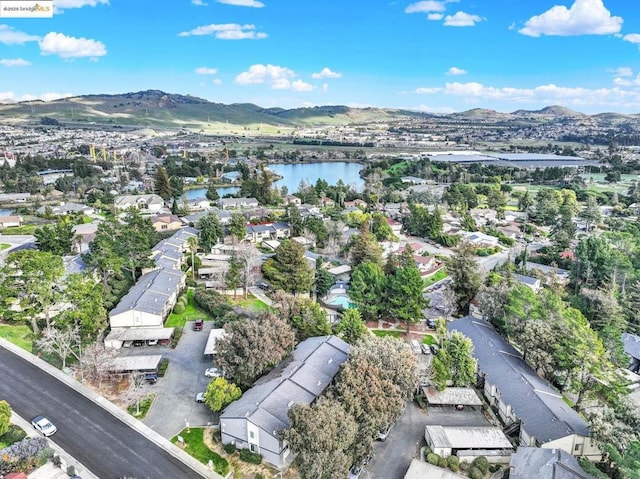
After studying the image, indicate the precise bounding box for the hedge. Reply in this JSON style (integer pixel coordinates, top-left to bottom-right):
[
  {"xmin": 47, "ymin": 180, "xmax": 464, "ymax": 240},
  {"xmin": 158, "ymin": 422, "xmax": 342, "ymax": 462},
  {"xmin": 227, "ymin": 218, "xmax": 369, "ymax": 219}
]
[
  {"xmin": 426, "ymin": 453, "xmax": 440, "ymax": 465},
  {"xmin": 239, "ymin": 448, "xmax": 262, "ymax": 464},
  {"xmin": 469, "ymin": 466, "xmax": 483, "ymax": 479}
]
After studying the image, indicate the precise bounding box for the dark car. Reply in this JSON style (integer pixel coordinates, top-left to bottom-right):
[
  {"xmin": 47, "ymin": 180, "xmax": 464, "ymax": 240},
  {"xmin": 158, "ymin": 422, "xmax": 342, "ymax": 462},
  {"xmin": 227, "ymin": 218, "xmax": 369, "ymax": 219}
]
[
  {"xmin": 143, "ymin": 373, "xmax": 158, "ymax": 384},
  {"xmin": 194, "ymin": 318, "xmax": 204, "ymax": 331},
  {"xmin": 430, "ymin": 344, "xmax": 440, "ymax": 355},
  {"xmin": 426, "ymin": 319, "xmax": 436, "ymax": 329},
  {"xmin": 257, "ymin": 281, "xmax": 271, "ymax": 291}
]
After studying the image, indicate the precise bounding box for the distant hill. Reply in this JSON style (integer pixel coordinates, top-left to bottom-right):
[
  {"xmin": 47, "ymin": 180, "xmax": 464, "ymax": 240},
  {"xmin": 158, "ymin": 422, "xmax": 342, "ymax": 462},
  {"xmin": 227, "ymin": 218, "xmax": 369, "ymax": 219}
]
[
  {"xmin": 0, "ymin": 90, "xmax": 426, "ymax": 129},
  {"xmin": 0, "ymin": 89, "xmax": 637, "ymax": 130}
]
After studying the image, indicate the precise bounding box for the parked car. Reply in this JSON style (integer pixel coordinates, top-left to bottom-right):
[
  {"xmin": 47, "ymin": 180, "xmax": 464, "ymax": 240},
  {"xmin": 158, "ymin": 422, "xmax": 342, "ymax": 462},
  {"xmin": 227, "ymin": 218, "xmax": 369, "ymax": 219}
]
[
  {"xmin": 348, "ymin": 465, "xmax": 363, "ymax": 479},
  {"xmin": 143, "ymin": 373, "xmax": 158, "ymax": 384},
  {"xmin": 31, "ymin": 416, "xmax": 57, "ymax": 437},
  {"xmin": 204, "ymin": 367, "xmax": 223, "ymax": 378},
  {"xmin": 257, "ymin": 281, "xmax": 271, "ymax": 291},
  {"xmin": 132, "ymin": 340, "xmax": 145, "ymax": 347},
  {"xmin": 421, "ymin": 343, "xmax": 431, "ymax": 355},
  {"xmin": 377, "ymin": 424, "xmax": 392, "ymax": 441},
  {"xmin": 426, "ymin": 319, "xmax": 436, "ymax": 329},
  {"xmin": 195, "ymin": 392, "xmax": 206, "ymax": 403},
  {"xmin": 193, "ymin": 319, "xmax": 204, "ymax": 331},
  {"xmin": 430, "ymin": 344, "xmax": 440, "ymax": 355},
  {"xmin": 122, "ymin": 340, "xmax": 133, "ymax": 348},
  {"xmin": 146, "ymin": 339, "xmax": 159, "ymax": 346}
]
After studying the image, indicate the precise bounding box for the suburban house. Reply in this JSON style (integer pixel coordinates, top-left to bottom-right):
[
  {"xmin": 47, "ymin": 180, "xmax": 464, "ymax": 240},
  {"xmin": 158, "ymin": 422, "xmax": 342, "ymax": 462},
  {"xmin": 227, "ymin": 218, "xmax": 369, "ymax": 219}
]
[
  {"xmin": 448, "ymin": 318, "xmax": 600, "ymax": 460},
  {"xmin": 404, "ymin": 460, "xmax": 466, "ymax": 479},
  {"xmin": 114, "ymin": 194, "xmax": 165, "ymax": 212},
  {"xmin": 150, "ymin": 213, "xmax": 183, "ymax": 232},
  {"xmin": 220, "ymin": 335, "xmax": 350, "ymax": 469},
  {"xmin": 343, "ymin": 199, "xmax": 367, "ymax": 209},
  {"xmin": 401, "ymin": 176, "xmax": 428, "ymax": 185},
  {"xmin": 244, "ymin": 222, "xmax": 290, "ymax": 243},
  {"xmin": 509, "ymin": 447, "xmax": 594, "ymax": 479},
  {"xmin": 319, "ymin": 196, "xmax": 335, "ymax": 207},
  {"xmin": 217, "ymin": 197, "xmax": 259, "ymax": 210},
  {"xmin": 0, "ymin": 215, "xmax": 22, "ymax": 228},
  {"xmin": 298, "ymin": 204, "xmax": 322, "ymax": 218},
  {"xmin": 109, "ymin": 267, "xmax": 185, "ymax": 329},
  {"xmin": 36, "ymin": 202, "xmax": 95, "ymax": 216},
  {"xmin": 186, "ymin": 198, "xmax": 212, "ymax": 211},
  {"xmin": 622, "ymin": 332, "xmax": 640, "ymax": 373},
  {"xmin": 459, "ymin": 231, "xmax": 500, "ymax": 247},
  {"xmin": 424, "ymin": 426, "xmax": 513, "ymax": 463},
  {"xmin": 0, "ymin": 193, "xmax": 31, "ymax": 203},
  {"xmin": 386, "ymin": 217, "xmax": 403, "ymax": 236},
  {"xmin": 513, "ymin": 273, "xmax": 542, "ymax": 293},
  {"xmin": 284, "ymin": 195, "xmax": 302, "ymax": 206},
  {"xmin": 524, "ymin": 262, "xmax": 570, "ymax": 285}
]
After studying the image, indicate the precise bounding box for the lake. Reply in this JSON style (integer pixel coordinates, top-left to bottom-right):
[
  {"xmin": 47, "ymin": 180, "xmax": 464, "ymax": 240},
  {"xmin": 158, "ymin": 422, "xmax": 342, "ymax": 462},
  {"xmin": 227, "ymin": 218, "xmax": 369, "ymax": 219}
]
[
  {"xmin": 181, "ymin": 162, "xmax": 364, "ymax": 200},
  {"xmin": 268, "ymin": 162, "xmax": 364, "ymax": 192}
]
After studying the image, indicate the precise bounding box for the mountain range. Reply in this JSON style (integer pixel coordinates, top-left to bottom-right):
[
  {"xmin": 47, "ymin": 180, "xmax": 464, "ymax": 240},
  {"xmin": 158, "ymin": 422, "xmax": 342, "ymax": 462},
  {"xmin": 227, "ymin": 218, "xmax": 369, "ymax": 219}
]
[{"xmin": 0, "ymin": 90, "xmax": 636, "ymax": 130}]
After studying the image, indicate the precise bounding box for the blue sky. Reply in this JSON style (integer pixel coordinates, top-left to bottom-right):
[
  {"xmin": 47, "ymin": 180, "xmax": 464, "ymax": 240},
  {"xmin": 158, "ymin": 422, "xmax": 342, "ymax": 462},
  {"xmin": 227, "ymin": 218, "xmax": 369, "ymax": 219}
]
[{"xmin": 1, "ymin": 0, "xmax": 640, "ymax": 113}]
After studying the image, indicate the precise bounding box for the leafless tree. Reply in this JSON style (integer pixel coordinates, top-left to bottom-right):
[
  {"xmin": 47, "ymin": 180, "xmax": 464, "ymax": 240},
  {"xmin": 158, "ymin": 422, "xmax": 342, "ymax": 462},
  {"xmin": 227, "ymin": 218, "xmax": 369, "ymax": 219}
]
[
  {"xmin": 79, "ymin": 343, "xmax": 119, "ymax": 387},
  {"xmin": 124, "ymin": 372, "xmax": 150, "ymax": 416},
  {"xmin": 36, "ymin": 325, "xmax": 81, "ymax": 369},
  {"xmin": 235, "ymin": 242, "xmax": 260, "ymax": 298}
]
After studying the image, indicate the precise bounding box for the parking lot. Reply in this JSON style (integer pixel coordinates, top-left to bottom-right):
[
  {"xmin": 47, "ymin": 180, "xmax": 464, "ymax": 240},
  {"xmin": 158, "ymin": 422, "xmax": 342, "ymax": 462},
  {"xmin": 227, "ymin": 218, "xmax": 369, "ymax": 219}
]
[
  {"xmin": 119, "ymin": 320, "xmax": 219, "ymax": 438},
  {"xmin": 363, "ymin": 395, "xmax": 491, "ymax": 479}
]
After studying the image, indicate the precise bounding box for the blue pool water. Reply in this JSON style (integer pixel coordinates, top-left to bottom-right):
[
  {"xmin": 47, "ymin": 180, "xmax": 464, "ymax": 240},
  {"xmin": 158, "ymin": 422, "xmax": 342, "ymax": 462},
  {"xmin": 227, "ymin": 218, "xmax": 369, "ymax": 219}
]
[{"xmin": 326, "ymin": 295, "xmax": 356, "ymax": 309}]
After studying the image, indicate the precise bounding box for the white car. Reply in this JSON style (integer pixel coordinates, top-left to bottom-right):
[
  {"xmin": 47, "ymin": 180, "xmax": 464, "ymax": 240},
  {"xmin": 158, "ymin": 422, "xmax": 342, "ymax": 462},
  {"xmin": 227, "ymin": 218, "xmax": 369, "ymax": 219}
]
[
  {"xmin": 195, "ymin": 392, "xmax": 206, "ymax": 403},
  {"xmin": 31, "ymin": 416, "xmax": 57, "ymax": 437},
  {"xmin": 205, "ymin": 367, "xmax": 223, "ymax": 378}
]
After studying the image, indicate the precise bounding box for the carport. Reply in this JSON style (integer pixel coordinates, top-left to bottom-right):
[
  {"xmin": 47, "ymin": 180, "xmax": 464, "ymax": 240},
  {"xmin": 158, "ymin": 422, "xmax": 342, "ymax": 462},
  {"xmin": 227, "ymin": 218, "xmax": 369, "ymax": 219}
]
[
  {"xmin": 110, "ymin": 354, "xmax": 163, "ymax": 377},
  {"xmin": 421, "ymin": 386, "xmax": 483, "ymax": 411},
  {"xmin": 204, "ymin": 328, "xmax": 226, "ymax": 360},
  {"xmin": 104, "ymin": 327, "xmax": 174, "ymax": 349}
]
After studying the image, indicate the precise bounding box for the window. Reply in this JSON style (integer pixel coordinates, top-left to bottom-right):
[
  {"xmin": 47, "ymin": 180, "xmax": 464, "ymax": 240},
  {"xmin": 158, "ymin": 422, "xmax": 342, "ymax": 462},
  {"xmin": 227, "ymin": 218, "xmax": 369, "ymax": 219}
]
[
  {"xmin": 250, "ymin": 443, "xmax": 259, "ymax": 453},
  {"xmin": 161, "ymin": 225, "xmax": 167, "ymax": 230},
  {"xmin": 249, "ymin": 431, "xmax": 255, "ymax": 439}
]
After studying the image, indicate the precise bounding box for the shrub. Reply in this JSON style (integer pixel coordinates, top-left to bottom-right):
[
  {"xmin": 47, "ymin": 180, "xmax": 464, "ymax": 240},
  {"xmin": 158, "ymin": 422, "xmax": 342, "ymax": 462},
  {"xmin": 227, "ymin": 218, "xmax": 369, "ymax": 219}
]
[
  {"xmin": 223, "ymin": 442, "xmax": 236, "ymax": 454},
  {"xmin": 0, "ymin": 437, "xmax": 51, "ymax": 475},
  {"xmin": 254, "ymin": 474, "xmax": 264, "ymax": 479},
  {"xmin": 157, "ymin": 358, "xmax": 169, "ymax": 377},
  {"xmin": 447, "ymin": 455, "xmax": 459, "ymax": 472},
  {"xmin": 469, "ymin": 466, "xmax": 483, "ymax": 479},
  {"xmin": 426, "ymin": 453, "xmax": 440, "ymax": 465},
  {"xmin": 194, "ymin": 289, "xmax": 233, "ymax": 317},
  {"xmin": 472, "ymin": 456, "xmax": 489, "ymax": 474},
  {"xmin": 239, "ymin": 448, "xmax": 262, "ymax": 464},
  {"xmin": 173, "ymin": 303, "xmax": 185, "ymax": 314},
  {"xmin": 438, "ymin": 456, "xmax": 448, "ymax": 468},
  {"xmin": 459, "ymin": 461, "xmax": 470, "ymax": 472},
  {"xmin": 0, "ymin": 424, "xmax": 27, "ymax": 445},
  {"xmin": 67, "ymin": 465, "xmax": 76, "ymax": 476},
  {"xmin": 171, "ymin": 327, "xmax": 183, "ymax": 349}
]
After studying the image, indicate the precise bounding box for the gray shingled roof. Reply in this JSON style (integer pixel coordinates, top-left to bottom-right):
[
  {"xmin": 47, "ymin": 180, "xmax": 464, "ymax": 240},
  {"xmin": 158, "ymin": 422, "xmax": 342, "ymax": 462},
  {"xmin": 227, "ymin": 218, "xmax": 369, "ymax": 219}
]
[
  {"xmin": 448, "ymin": 318, "xmax": 590, "ymax": 443},
  {"xmin": 513, "ymin": 273, "xmax": 540, "ymax": 286},
  {"xmin": 109, "ymin": 268, "xmax": 184, "ymax": 317},
  {"xmin": 221, "ymin": 336, "xmax": 349, "ymax": 434},
  {"xmin": 509, "ymin": 447, "xmax": 593, "ymax": 479},
  {"xmin": 622, "ymin": 332, "xmax": 640, "ymax": 360}
]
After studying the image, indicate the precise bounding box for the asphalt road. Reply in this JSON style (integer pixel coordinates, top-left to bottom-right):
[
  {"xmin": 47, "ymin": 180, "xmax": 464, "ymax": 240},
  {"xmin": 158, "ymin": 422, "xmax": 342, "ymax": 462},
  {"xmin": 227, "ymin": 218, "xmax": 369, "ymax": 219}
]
[{"xmin": 0, "ymin": 346, "xmax": 206, "ymax": 479}]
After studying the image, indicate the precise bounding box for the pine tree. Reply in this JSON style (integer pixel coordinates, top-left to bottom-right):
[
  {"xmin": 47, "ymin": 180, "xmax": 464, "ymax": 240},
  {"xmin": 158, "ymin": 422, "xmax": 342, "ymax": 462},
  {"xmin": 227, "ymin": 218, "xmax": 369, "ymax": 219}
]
[{"xmin": 154, "ymin": 166, "xmax": 171, "ymax": 200}]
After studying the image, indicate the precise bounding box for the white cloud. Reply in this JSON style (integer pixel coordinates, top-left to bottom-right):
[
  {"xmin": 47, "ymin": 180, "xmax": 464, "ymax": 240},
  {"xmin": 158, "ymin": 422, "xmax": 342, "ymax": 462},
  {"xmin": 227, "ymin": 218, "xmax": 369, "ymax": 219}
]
[
  {"xmin": 234, "ymin": 64, "xmax": 313, "ymax": 91},
  {"xmin": 428, "ymin": 13, "xmax": 444, "ymax": 21},
  {"xmin": 311, "ymin": 67, "xmax": 342, "ymax": 79},
  {"xmin": 216, "ymin": 0, "xmax": 264, "ymax": 7},
  {"xmin": 446, "ymin": 66, "xmax": 467, "ymax": 76},
  {"xmin": 415, "ymin": 87, "xmax": 443, "ymax": 94},
  {"xmin": 623, "ymin": 33, "xmax": 640, "ymax": 45},
  {"xmin": 519, "ymin": 0, "xmax": 622, "ymax": 37},
  {"xmin": 443, "ymin": 11, "xmax": 483, "ymax": 27},
  {"xmin": 213, "ymin": 79, "xmax": 222, "ymax": 85},
  {"xmin": 611, "ymin": 66, "xmax": 633, "ymax": 77},
  {"xmin": 192, "ymin": 0, "xmax": 207, "ymax": 5},
  {"xmin": 405, "ymin": 1, "xmax": 448, "ymax": 14},
  {"xmin": 0, "ymin": 91, "xmax": 73, "ymax": 103},
  {"xmin": 53, "ymin": 0, "xmax": 108, "ymax": 13},
  {"xmin": 39, "ymin": 32, "xmax": 106, "ymax": 58},
  {"xmin": 195, "ymin": 67, "xmax": 218, "ymax": 75},
  {"xmin": 0, "ymin": 58, "xmax": 31, "ymax": 67},
  {"xmin": 0, "ymin": 25, "xmax": 39, "ymax": 45},
  {"xmin": 179, "ymin": 23, "xmax": 267, "ymax": 40},
  {"xmin": 291, "ymin": 80, "xmax": 314, "ymax": 92}
]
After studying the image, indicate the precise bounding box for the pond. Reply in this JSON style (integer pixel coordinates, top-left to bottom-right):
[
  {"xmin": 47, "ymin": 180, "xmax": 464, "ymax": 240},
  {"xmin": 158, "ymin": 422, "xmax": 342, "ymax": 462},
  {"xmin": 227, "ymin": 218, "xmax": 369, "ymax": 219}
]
[{"xmin": 267, "ymin": 162, "xmax": 364, "ymax": 192}]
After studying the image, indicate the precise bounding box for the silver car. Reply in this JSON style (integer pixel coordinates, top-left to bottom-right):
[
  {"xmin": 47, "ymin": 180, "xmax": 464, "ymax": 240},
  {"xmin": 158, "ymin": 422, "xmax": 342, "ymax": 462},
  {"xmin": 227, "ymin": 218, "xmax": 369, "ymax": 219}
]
[{"xmin": 31, "ymin": 416, "xmax": 57, "ymax": 437}]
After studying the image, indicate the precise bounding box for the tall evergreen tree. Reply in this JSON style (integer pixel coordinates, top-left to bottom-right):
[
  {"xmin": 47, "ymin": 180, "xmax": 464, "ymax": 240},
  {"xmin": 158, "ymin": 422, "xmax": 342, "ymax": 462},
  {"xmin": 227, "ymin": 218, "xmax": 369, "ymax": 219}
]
[
  {"xmin": 446, "ymin": 242, "xmax": 482, "ymax": 316},
  {"xmin": 154, "ymin": 166, "xmax": 172, "ymax": 200}
]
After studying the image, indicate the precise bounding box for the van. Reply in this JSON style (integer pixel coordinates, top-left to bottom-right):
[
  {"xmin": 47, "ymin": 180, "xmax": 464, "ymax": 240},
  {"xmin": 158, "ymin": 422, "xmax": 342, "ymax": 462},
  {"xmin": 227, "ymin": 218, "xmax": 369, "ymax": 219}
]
[
  {"xmin": 410, "ymin": 339, "xmax": 421, "ymax": 354},
  {"xmin": 194, "ymin": 319, "xmax": 204, "ymax": 331}
]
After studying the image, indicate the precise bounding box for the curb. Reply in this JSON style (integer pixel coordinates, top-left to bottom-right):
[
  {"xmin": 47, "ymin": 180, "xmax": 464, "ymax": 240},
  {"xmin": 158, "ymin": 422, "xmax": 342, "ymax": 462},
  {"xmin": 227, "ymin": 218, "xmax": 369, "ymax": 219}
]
[
  {"xmin": 10, "ymin": 411, "xmax": 100, "ymax": 479},
  {"xmin": 0, "ymin": 337, "xmax": 223, "ymax": 479}
]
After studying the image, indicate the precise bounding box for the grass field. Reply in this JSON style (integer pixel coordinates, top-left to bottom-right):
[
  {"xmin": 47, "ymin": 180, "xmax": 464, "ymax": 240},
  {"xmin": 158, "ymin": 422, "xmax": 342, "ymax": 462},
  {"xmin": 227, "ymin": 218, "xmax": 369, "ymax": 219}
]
[
  {"xmin": 231, "ymin": 295, "xmax": 273, "ymax": 313},
  {"xmin": 171, "ymin": 428, "xmax": 229, "ymax": 476},
  {"xmin": 372, "ymin": 329, "xmax": 405, "ymax": 338},
  {"xmin": 165, "ymin": 289, "xmax": 212, "ymax": 328},
  {"xmin": 0, "ymin": 225, "xmax": 37, "ymax": 235},
  {"xmin": 0, "ymin": 243, "xmax": 10, "ymax": 250},
  {"xmin": 0, "ymin": 323, "xmax": 33, "ymax": 351},
  {"xmin": 421, "ymin": 334, "xmax": 437, "ymax": 345},
  {"xmin": 423, "ymin": 268, "xmax": 448, "ymax": 288}
]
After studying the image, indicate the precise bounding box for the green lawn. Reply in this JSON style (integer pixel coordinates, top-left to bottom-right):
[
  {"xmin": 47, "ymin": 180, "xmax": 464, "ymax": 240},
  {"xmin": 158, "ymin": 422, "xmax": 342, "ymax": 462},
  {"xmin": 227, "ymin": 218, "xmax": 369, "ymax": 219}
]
[
  {"xmin": 372, "ymin": 329, "xmax": 405, "ymax": 338},
  {"xmin": 0, "ymin": 243, "xmax": 10, "ymax": 250},
  {"xmin": 127, "ymin": 395, "xmax": 155, "ymax": 419},
  {"xmin": 231, "ymin": 295, "xmax": 273, "ymax": 313},
  {"xmin": 423, "ymin": 268, "xmax": 448, "ymax": 288},
  {"xmin": 0, "ymin": 225, "xmax": 37, "ymax": 235},
  {"xmin": 421, "ymin": 334, "xmax": 437, "ymax": 345},
  {"xmin": 0, "ymin": 323, "xmax": 33, "ymax": 351},
  {"xmin": 165, "ymin": 289, "xmax": 212, "ymax": 328},
  {"xmin": 171, "ymin": 428, "xmax": 229, "ymax": 476}
]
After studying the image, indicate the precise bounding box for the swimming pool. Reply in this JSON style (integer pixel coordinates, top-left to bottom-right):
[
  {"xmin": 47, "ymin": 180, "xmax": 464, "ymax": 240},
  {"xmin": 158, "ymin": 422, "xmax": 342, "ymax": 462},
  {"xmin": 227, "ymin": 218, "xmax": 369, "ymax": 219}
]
[{"xmin": 324, "ymin": 294, "xmax": 356, "ymax": 310}]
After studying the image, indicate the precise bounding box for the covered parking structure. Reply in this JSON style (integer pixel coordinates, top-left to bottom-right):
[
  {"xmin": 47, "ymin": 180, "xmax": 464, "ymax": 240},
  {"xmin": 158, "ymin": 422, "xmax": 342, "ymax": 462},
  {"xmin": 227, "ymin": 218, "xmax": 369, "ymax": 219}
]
[
  {"xmin": 421, "ymin": 386, "xmax": 484, "ymax": 411},
  {"xmin": 425, "ymin": 425, "xmax": 513, "ymax": 463},
  {"xmin": 204, "ymin": 328, "xmax": 226, "ymax": 360},
  {"xmin": 104, "ymin": 327, "xmax": 174, "ymax": 349},
  {"xmin": 110, "ymin": 355, "xmax": 164, "ymax": 378}
]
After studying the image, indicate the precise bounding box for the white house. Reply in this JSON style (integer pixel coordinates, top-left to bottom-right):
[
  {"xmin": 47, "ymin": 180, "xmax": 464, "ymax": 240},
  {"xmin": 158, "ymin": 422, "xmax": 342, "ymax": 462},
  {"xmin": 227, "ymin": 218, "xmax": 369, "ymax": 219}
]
[
  {"xmin": 114, "ymin": 194, "xmax": 165, "ymax": 212},
  {"xmin": 220, "ymin": 336, "xmax": 350, "ymax": 468},
  {"xmin": 218, "ymin": 197, "xmax": 259, "ymax": 210},
  {"xmin": 109, "ymin": 268, "xmax": 185, "ymax": 328},
  {"xmin": 449, "ymin": 318, "xmax": 601, "ymax": 460}
]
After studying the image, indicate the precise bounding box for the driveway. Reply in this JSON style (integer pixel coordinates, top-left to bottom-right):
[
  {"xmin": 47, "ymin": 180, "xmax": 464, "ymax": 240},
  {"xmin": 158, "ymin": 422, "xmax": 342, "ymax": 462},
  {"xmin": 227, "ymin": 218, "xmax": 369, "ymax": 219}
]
[
  {"xmin": 364, "ymin": 401, "xmax": 427, "ymax": 479},
  {"xmin": 120, "ymin": 321, "xmax": 218, "ymax": 438}
]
